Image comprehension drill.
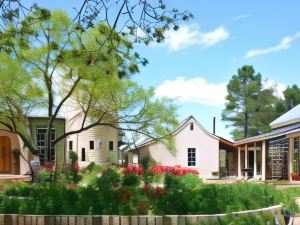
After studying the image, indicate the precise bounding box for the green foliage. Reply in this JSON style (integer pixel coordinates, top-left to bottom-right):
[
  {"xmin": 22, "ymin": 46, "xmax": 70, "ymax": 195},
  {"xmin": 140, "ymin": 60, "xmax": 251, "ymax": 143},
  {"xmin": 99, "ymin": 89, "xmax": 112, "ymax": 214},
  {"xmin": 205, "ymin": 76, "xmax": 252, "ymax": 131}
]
[
  {"xmin": 78, "ymin": 162, "xmax": 103, "ymax": 187},
  {"xmin": 1, "ymin": 183, "xmax": 77, "ymax": 215},
  {"xmin": 276, "ymin": 84, "xmax": 300, "ymax": 113},
  {"xmin": 35, "ymin": 169, "xmax": 53, "ymax": 183},
  {"xmin": 0, "ymin": 169, "xmax": 297, "ymax": 217},
  {"xmin": 154, "ymin": 174, "xmax": 204, "ymax": 214},
  {"xmin": 140, "ymin": 156, "xmax": 154, "ymax": 171},
  {"xmin": 69, "ymin": 151, "xmax": 78, "ymax": 165},
  {"xmin": 0, "ymin": 9, "xmax": 179, "ymax": 156},
  {"xmin": 284, "ymin": 85, "xmax": 300, "ymax": 109},
  {"xmin": 222, "ymin": 65, "xmax": 281, "ymax": 141},
  {"xmin": 122, "ymin": 174, "xmax": 141, "ymax": 186}
]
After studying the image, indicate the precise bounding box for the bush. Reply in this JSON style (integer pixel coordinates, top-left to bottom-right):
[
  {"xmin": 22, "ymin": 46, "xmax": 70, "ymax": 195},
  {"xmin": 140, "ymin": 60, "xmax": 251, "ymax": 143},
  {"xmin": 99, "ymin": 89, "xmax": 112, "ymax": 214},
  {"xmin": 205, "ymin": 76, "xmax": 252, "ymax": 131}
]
[
  {"xmin": 0, "ymin": 165, "xmax": 298, "ymax": 216},
  {"xmin": 35, "ymin": 168, "xmax": 53, "ymax": 183},
  {"xmin": 1, "ymin": 183, "xmax": 77, "ymax": 215},
  {"xmin": 150, "ymin": 165, "xmax": 199, "ymax": 176},
  {"xmin": 122, "ymin": 164, "xmax": 143, "ymax": 176},
  {"xmin": 140, "ymin": 156, "xmax": 154, "ymax": 171},
  {"xmin": 154, "ymin": 174, "xmax": 204, "ymax": 215},
  {"xmin": 78, "ymin": 163, "xmax": 103, "ymax": 187},
  {"xmin": 122, "ymin": 174, "xmax": 141, "ymax": 186}
]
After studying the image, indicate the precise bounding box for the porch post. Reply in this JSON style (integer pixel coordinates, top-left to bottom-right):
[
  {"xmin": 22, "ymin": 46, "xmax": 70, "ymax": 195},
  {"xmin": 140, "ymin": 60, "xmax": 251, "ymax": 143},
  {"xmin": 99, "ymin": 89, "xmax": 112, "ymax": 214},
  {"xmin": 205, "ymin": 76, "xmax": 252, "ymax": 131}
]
[
  {"xmin": 238, "ymin": 147, "xmax": 241, "ymax": 178},
  {"xmin": 289, "ymin": 137, "xmax": 293, "ymax": 181},
  {"xmin": 262, "ymin": 140, "xmax": 266, "ymax": 181},
  {"xmin": 245, "ymin": 144, "xmax": 248, "ymax": 180},
  {"xmin": 254, "ymin": 142, "xmax": 257, "ymax": 179}
]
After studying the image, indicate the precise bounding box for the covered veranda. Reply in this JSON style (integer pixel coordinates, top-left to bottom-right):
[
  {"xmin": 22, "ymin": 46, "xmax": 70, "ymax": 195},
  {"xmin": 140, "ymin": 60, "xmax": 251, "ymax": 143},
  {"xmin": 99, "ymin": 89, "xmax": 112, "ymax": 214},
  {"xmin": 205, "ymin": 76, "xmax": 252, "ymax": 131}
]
[{"xmin": 235, "ymin": 129, "xmax": 300, "ymax": 181}]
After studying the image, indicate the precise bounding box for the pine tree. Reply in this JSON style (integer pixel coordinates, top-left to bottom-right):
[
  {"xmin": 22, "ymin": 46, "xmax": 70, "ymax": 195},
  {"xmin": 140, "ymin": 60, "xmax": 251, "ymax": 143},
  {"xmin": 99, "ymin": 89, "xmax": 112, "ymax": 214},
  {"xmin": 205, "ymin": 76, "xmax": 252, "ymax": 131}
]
[{"xmin": 222, "ymin": 65, "xmax": 280, "ymax": 141}]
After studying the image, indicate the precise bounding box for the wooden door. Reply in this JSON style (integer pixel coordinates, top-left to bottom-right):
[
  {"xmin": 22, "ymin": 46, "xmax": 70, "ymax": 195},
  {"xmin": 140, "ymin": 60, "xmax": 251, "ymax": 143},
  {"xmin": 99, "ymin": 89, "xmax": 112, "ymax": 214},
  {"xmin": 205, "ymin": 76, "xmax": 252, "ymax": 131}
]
[{"xmin": 0, "ymin": 136, "xmax": 11, "ymax": 173}]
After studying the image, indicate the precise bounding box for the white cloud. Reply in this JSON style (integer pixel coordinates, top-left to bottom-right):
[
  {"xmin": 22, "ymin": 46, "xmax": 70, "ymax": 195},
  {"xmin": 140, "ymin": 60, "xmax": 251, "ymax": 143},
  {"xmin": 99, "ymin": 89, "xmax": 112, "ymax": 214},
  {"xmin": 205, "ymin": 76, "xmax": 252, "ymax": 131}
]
[
  {"xmin": 155, "ymin": 77, "xmax": 227, "ymax": 106},
  {"xmin": 245, "ymin": 32, "xmax": 300, "ymax": 58},
  {"xmin": 263, "ymin": 79, "xmax": 286, "ymax": 99},
  {"xmin": 162, "ymin": 24, "xmax": 230, "ymax": 52},
  {"xmin": 232, "ymin": 14, "xmax": 252, "ymax": 21}
]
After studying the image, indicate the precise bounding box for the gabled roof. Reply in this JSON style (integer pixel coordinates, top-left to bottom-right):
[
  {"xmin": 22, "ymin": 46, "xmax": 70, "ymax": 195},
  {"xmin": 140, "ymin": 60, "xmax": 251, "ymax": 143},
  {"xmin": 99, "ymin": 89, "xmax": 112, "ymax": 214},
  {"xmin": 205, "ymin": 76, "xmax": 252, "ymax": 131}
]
[
  {"xmin": 127, "ymin": 115, "xmax": 224, "ymax": 150},
  {"xmin": 270, "ymin": 104, "xmax": 300, "ymax": 129}
]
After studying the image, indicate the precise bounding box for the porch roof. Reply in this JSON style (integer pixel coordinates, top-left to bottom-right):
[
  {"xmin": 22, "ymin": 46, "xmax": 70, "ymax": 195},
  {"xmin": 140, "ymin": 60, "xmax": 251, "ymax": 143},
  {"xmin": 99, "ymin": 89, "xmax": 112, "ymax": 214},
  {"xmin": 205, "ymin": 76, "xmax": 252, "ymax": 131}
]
[{"xmin": 234, "ymin": 126, "xmax": 300, "ymax": 146}]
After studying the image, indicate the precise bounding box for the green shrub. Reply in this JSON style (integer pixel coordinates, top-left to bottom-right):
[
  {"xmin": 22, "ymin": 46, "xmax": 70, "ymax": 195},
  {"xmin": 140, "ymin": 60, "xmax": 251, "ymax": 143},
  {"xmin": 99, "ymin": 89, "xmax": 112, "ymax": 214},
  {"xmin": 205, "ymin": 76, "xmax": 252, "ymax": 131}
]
[
  {"xmin": 78, "ymin": 163, "xmax": 103, "ymax": 187},
  {"xmin": 35, "ymin": 169, "xmax": 53, "ymax": 183},
  {"xmin": 1, "ymin": 183, "xmax": 77, "ymax": 215},
  {"xmin": 140, "ymin": 156, "xmax": 155, "ymax": 171},
  {"xmin": 0, "ymin": 169, "xmax": 298, "ymax": 216},
  {"xmin": 154, "ymin": 174, "xmax": 204, "ymax": 215},
  {"xmin": 122, "ymin": 174, "xmax": 141, "ymax": 186}
]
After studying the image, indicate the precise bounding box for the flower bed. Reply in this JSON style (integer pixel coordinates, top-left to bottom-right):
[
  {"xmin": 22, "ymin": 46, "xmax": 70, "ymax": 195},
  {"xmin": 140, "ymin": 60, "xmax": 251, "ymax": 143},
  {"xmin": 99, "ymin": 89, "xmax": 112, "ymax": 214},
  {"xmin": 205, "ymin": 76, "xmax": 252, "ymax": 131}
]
[
  {"xmin": 150, "ymin": 165, "xmax": 199, "ymax": 176},
  {"xmin": 0, "ymin": 163, "xmax": 298, "ymax": 216}
]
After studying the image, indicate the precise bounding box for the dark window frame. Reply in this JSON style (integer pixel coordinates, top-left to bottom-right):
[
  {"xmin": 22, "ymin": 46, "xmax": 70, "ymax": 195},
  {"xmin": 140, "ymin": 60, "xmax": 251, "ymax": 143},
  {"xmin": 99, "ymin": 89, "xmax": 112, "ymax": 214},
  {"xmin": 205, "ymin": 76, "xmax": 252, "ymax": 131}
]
[
  {"xmin": 36, "ymin": 128, "xmax": 56, "ymax": 163},
  {"xmin": 89, "ymin": 140, "xmax": 95, "ymax": 150},
  {"xmin": 188, "ymin": 148, "xmax": 196, "ymax": 166},
  {"xmin": 109, "ymin": 141, "xmax": 114, "ymax": 151},
  {"xmin": 82, "ymin": 148, "xmax": 86, "ymax": 161},
  {"xmin": 190, "ymin": 123, "xmax": 194, "ymax": 130},
  {"xmin": 69, "ymin": 140, "xmax": 73, "ymax": 151}
]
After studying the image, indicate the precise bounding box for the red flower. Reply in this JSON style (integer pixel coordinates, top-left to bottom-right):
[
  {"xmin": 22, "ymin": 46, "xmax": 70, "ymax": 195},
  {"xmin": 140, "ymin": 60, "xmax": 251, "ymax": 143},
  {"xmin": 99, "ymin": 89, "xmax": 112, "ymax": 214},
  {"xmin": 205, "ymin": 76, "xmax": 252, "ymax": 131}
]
[
  {"xmin": 143, "ymin": 184, "xmax": 152, "ymax": 191},
  {"xmin": 122, "ymin": 164, "xmax": 143, "ymax": 176},
  {"xmin": 73, "ymin": 163, "xmax": 80, "ymax": 173},
  {"xmin": 41, "ymin": 162, "xmax": 54, "ymax": 170},
  {"xmin": 155, "ymin": 187, "xmax": 166, "ymax": 197},
  {"xmin": 150, "ymin": 165, "xmax": 199, "ymax": 176}
]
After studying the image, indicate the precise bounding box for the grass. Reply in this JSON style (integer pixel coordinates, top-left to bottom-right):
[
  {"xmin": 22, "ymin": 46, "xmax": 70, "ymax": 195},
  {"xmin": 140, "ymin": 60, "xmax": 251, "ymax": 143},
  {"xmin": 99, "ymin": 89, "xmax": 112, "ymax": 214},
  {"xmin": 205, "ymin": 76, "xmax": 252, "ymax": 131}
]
[{"xmin": 278, "ymin": 187, "xmax": 300, "ymax": 198}]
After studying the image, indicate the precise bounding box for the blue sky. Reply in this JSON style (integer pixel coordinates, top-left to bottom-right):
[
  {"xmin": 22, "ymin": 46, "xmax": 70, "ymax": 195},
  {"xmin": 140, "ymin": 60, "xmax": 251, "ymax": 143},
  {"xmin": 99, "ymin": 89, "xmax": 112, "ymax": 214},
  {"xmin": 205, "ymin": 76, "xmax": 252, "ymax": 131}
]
[{"xmin": 32, "ymin": 1, "xmax": 300, "ymax": 140}]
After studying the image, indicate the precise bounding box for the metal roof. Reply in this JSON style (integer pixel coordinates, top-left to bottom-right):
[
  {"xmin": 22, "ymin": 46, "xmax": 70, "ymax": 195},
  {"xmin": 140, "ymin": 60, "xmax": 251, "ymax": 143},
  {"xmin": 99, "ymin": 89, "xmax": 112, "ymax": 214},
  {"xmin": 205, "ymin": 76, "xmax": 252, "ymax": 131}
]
[
  {"xmin": 235, "ymin": 123, "xmax": 300, "ymax": 145},
  {"xmin": 270, "ymin": 104, "xmax": 300, "ymax": 129}
]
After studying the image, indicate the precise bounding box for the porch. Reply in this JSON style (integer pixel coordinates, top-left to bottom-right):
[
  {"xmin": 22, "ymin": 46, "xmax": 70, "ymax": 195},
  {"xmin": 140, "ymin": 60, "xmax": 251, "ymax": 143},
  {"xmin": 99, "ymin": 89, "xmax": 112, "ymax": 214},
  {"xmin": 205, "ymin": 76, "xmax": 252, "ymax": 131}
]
[{"xmin": 235, "ymin": 132, "xmax": 300, "ymax": 181}]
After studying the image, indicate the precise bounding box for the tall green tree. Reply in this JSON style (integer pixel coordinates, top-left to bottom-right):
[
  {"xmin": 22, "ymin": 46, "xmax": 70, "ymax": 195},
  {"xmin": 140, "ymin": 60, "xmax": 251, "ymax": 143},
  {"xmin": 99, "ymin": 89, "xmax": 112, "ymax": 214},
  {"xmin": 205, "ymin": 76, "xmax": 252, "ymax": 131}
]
[
  {"xmin": 283, "ymin": 85, "xmax": 300, "ymax": 110},
  {"xmin": 274, "ymin": 84, "xmax": 300, "ymax": 116},
  {"xmin": 222, "ymin": 65, "xmax": 280, "ymax": 141},
  {"xmin": 0, "ymin": 10, "xmax": 179, "ymax": 165}
]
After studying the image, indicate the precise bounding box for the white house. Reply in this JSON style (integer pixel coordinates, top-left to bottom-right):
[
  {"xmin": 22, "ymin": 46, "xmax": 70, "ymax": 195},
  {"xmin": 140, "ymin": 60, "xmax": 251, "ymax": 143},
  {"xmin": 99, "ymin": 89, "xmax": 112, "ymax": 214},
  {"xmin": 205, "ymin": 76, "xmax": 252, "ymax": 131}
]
[{"xmin": 125, "ymin": 116, "xmax": 235, "ymax": 179}]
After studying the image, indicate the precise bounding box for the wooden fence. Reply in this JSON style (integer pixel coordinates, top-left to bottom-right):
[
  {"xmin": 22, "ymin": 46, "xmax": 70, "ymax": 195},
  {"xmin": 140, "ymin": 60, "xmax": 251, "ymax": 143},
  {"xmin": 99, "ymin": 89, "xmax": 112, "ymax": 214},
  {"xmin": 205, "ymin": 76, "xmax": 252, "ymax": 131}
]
[{"xmin": 0, "ymin": 205, "xmax": 282, "ymax": 225}]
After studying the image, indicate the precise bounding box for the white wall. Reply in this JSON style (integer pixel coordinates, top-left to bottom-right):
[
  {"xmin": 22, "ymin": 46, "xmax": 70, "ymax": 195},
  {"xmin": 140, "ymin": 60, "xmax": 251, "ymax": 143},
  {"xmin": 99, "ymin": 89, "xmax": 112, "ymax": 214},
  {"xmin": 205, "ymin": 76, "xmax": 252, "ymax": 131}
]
[
  {"xmin": 65, "ymin": 111, "xmax": 118, "ymax": 167},
  {"xmin": 137, "ymin": 117, "xmax": 220, "ymax": 179}
]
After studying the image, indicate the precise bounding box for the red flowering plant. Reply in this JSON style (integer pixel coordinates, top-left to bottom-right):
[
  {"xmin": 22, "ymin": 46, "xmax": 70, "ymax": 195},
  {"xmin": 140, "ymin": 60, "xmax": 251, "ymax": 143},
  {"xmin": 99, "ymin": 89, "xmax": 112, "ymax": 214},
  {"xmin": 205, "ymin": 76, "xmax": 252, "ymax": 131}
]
[
  {"xmin": 40, "ymin": 162, "xmax": 54, "ymax": 170},
  {"xmin": 150, "ymin": 165, "xmax": 199, "ymax": 176},
  {"xmin": 291, "ymin": 172, "xmax": 299, "ymax": 181},
  {"xmin": 122, "ymin": 164, "xmax": 144, "ymax": 176}
]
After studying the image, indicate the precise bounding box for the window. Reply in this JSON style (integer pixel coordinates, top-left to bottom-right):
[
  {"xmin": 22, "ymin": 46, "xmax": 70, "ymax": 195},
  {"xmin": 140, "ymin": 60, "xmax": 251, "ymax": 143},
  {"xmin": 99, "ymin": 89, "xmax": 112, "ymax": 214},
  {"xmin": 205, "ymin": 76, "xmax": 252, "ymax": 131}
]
[
  {"xmin": 188, "ymin": 148, "xmax": 196, "ymax": 166},
  {"xmin": 109, "ymin": 141, "xmax": 114, "ymax": 151},
  {"xmin": 89, "ymin": 140, "xmax": 94, "ymax": 150},
  {"xmin": 36, "ymin": 128, "xmax": 55, "ymax": 163},
  {"xmin": 69, "ymin": 141, "xmax": 73, "ymax": 151},
  {"xmin": 133, "ymin": 154, "xmax": 139, "ymax": 164},
  {"xmin": 190, "ymin": 123, "xmax": 194, "ymax": 130},
  {"xmin": 82, "ymin": 148, "xmax": 86, "ymax": 161}
]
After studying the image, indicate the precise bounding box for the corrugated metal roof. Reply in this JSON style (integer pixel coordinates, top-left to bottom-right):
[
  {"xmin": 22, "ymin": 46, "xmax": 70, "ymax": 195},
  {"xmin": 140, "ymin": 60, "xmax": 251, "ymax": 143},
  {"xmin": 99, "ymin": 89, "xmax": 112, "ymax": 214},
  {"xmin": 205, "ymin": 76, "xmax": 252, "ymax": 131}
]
[
  {"xmin": 270, "ymin": 104, "xmax": 300, "ymax": 129},
  {"xmin": 235, "ymin": 123, "xmax": 300, "ymax": 145}
]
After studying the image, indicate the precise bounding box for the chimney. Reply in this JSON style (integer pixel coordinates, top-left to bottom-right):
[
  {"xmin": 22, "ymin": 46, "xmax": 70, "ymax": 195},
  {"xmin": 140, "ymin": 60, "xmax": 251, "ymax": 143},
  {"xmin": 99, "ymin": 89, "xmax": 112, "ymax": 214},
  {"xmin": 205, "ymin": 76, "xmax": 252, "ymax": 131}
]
[{"xmin": 213, "ymin": 117, "xmax": 216, "ymax": 134}]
